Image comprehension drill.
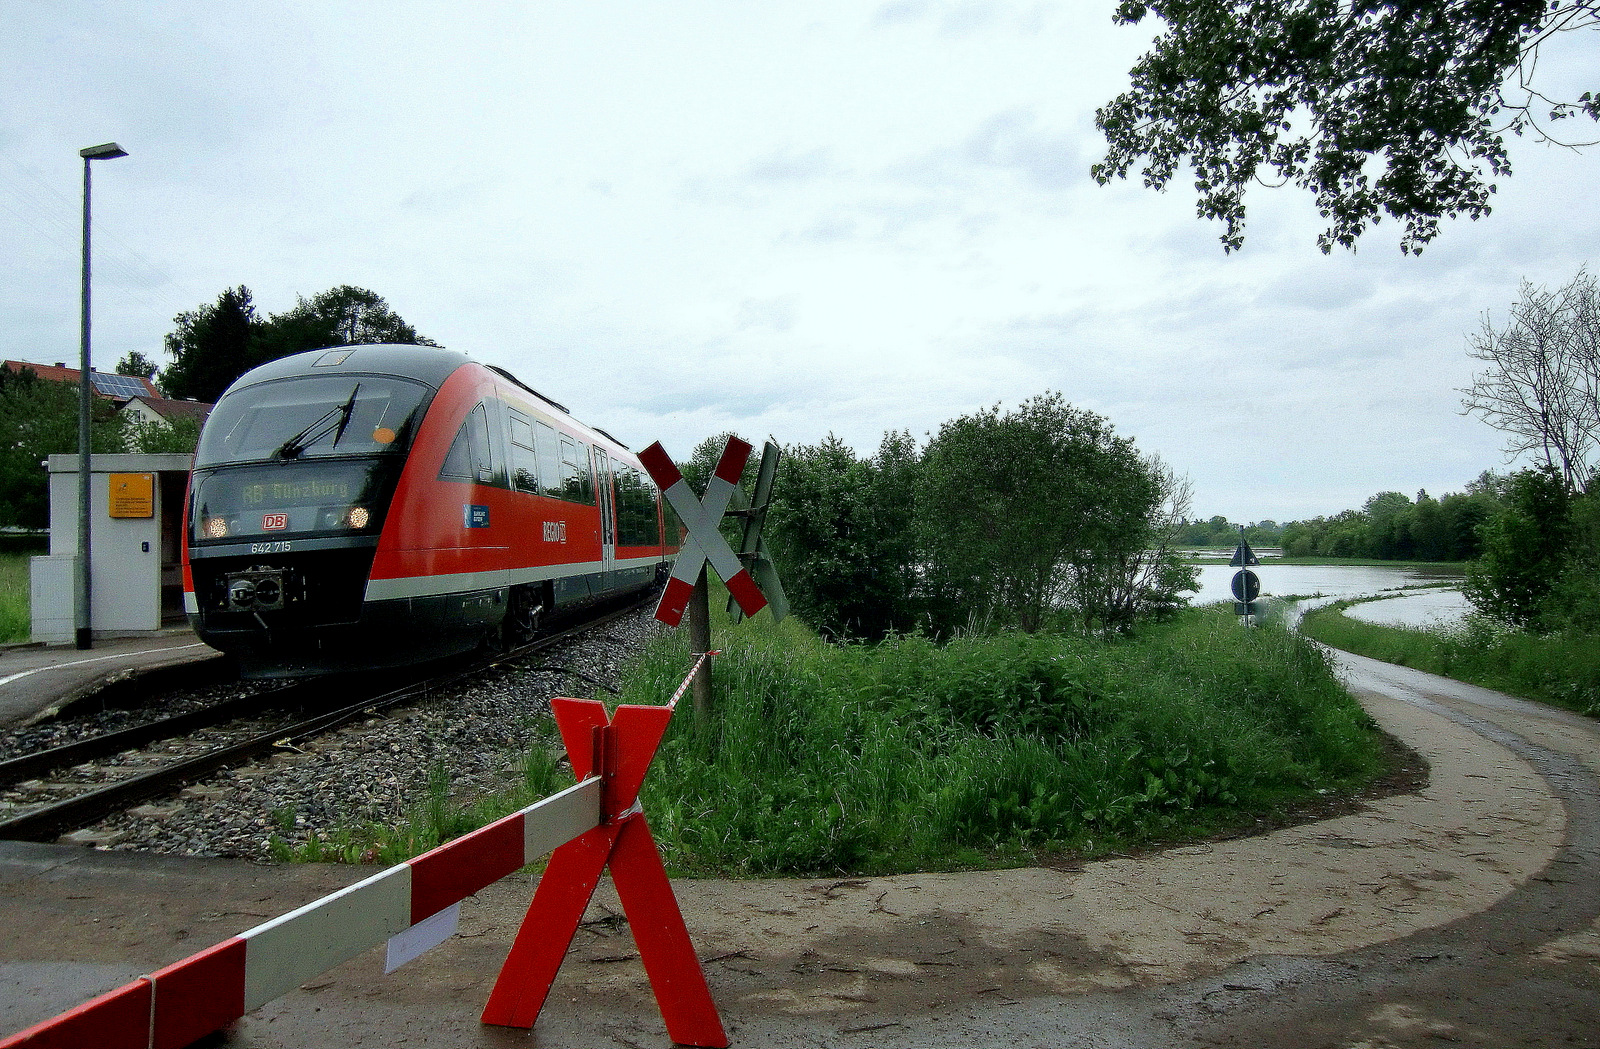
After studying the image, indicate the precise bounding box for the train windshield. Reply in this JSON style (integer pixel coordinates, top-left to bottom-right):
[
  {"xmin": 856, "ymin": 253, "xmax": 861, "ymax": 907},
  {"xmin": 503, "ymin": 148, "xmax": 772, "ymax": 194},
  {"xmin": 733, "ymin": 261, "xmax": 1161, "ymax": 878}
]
[{"xmin": 196, "ymin": 375, "xmax": 431, "ymax": 468}]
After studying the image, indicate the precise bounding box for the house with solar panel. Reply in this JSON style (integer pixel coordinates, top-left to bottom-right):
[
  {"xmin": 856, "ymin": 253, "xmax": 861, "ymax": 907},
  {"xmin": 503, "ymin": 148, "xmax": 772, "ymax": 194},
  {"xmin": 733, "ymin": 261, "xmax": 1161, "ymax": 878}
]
[
  {"xmin": 4, "ymin": 358, "xmax": 161, "ymax": 402},
  {"xmin": 5, "ymin": 359, "xmax": 212, "ymax": 641},
  {"xmin": 2, "ymin": 358, "xmax": 214, "ymax": 438}
]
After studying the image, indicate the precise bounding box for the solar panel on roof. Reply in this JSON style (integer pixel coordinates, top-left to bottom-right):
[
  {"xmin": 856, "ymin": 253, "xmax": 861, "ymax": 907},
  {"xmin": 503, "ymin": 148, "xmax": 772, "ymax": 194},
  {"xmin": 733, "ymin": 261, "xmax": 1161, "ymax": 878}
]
[{"xmin": 91, "ymin": 374, "xmax": 149, "ymax": 398}]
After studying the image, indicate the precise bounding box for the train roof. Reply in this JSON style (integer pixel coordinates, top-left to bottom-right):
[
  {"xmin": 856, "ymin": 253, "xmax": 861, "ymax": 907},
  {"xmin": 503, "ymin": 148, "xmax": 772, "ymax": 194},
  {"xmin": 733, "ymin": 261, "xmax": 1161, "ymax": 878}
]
[
  {"xmin": 220, "ymin": 344, "xmax": 640, "ymax": 459},
  {"xmin": 223, "ymin": 344, "xmax": 472, "ymax": 394}
]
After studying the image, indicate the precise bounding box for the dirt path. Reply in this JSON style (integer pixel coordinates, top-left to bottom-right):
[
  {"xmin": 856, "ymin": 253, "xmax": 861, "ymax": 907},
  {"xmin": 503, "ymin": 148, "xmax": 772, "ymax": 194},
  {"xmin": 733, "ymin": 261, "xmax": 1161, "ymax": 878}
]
[{"xmin": 4, "ymin": 648, "xmax": 1597, "ymax": 1046}]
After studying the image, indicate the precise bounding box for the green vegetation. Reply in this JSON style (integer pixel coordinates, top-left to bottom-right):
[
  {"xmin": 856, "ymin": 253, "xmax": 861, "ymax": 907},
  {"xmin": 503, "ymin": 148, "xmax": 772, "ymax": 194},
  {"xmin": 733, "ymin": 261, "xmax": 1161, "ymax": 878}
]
[
  {"xmin": 1300, "ymin": 603, "xmax": 1600, "ymax": 717},
  {"xmin": 1097, "ymin": 3, "xmax": 1595, "ymax": 254},
  {"xmin": 0, "ymin": 552, "xmax": 30, "ymax": 644},
  {"xmin": 1280, "ymin": 485, "xmax": 1499, "ymax": 562},
  {"xmin": 631, "ymin": 605, "xmax": 1379, "ymax": 877},
  {"xmin": 1466, "ymin": 466, "xmax": 1600, "ymax": 634},
  {"xmin": 163, "ymin": 284, "xmax": 437, "ymax": 402},
  {"xmin": 740, "ymin": 393, "xmax": 1197, "ymax": 641},
  {"xmin": 1272, "ymin": 557, "xmax": 1466, "ymax": 572},
  {"xmin": 0, "ymin": 367, "xmax": 128, "ymax": 530},
  {"xmin": 278, "ymin": 602, "xmax": 1382, "ymax": 875},
  {"xmin": 1179, "ymin": 516, "xmax": 1284, "ymax": 549}
]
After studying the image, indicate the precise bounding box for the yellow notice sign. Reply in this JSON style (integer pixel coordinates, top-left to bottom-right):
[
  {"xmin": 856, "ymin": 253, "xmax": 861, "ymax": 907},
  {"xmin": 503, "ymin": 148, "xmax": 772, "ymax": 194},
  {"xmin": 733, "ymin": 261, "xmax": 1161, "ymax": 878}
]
[{"xmin": 109, "ymin": 473, "xmax": 155, "ymax": 518}]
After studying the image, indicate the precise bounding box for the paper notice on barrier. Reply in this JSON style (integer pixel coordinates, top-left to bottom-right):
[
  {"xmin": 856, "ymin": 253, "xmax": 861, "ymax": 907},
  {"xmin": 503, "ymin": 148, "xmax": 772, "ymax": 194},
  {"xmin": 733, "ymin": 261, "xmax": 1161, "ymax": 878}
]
[{"xmin": 384, "ymin": 903, "xmax": 460, "ymax": 973}]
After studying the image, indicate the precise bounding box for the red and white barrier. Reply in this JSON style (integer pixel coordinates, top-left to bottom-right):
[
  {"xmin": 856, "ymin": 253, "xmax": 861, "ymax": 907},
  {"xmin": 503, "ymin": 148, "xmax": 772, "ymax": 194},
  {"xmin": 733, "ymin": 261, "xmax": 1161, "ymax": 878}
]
[{"xmin": 3, "ymin": 658, "xmax": 726, "ymax": 1048}]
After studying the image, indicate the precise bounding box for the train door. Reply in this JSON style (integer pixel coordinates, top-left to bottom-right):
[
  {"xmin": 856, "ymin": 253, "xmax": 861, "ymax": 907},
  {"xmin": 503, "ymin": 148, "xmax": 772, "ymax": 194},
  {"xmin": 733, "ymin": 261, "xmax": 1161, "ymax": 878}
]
[{"xmin": 593, "ymin": 447, "xmax": 615, "ymax": 592}]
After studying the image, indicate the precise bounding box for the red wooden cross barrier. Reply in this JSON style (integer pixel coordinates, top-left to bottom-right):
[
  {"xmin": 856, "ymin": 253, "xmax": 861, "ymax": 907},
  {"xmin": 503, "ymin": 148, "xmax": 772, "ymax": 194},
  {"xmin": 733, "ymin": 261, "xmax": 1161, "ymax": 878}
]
[{"xmin": 482, "ymin": 690, "xmax": 726, "ymax": 1046}]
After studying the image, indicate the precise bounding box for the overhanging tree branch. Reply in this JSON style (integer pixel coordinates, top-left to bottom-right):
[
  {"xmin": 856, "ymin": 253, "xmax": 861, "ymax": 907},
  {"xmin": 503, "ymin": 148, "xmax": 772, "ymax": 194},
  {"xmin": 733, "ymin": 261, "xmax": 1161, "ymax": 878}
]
[{"xmin": 1097, "ymin": 0, "xmax": 1597, "ymax": 253}]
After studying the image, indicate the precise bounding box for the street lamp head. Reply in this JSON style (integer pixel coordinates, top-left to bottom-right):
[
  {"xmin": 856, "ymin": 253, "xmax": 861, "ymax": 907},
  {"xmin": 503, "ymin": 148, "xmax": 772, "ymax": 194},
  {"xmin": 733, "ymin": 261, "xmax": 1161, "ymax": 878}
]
[{"xmin": 79, "ymin": 142, "xmax": 128, "ymax": 160}]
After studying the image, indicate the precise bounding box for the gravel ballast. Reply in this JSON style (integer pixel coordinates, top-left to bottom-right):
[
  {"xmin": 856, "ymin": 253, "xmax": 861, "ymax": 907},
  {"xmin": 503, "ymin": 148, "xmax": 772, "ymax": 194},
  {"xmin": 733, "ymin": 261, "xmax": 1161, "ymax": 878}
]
[{"xmin": 27, "ymin": 609, "xmax": 665, "ymax": 860}]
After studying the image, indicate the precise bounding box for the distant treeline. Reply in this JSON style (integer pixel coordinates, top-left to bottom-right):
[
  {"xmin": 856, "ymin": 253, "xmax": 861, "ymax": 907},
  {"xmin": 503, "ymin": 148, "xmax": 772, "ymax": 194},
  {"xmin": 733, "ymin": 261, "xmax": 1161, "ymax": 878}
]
[
  {"xmin": 1178, "ymin": 517, "xmax": 1285, "ymax": 549},
  {"xmin": 1182, "ymin": 475, "xmax": 1507, "ymax": 562}
]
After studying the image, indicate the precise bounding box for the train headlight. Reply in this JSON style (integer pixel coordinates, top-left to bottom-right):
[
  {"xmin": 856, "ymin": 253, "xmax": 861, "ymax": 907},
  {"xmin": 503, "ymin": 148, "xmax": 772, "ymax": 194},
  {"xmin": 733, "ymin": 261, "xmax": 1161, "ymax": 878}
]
[
  {"xmin": 346, "ymin": 506, "xmax": 371, "ymax": 529},
  {"xmin": 204, "ymin": 516, "xmax": 229, "ymax": 539}
]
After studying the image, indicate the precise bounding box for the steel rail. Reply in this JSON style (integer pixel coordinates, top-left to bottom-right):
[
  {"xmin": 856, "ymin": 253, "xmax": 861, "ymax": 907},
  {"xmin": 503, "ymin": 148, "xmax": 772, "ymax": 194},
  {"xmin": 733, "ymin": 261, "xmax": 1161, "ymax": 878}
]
[
  {"xmin": 0, "ymin": 683, "xmax": 318, "ymax": 786},
  {"xmin": 0, "ymin": 595, "xmax": 652, "ymax": 843}
]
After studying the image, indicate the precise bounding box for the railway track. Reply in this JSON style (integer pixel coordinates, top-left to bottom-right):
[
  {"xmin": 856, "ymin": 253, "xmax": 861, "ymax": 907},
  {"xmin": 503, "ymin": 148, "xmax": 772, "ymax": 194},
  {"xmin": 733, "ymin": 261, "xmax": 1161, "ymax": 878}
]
[{"xmin": 0, "ymin": 596, "xmax": 651, "ymax": 844}]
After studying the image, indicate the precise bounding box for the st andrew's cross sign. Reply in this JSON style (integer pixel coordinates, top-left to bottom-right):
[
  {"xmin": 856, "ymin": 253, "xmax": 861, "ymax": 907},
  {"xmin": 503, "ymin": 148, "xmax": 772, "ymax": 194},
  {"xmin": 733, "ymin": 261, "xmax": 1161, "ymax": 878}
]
[{"xmin": 638, "ymin": 437, "xmax": 770, "ymax": 627}]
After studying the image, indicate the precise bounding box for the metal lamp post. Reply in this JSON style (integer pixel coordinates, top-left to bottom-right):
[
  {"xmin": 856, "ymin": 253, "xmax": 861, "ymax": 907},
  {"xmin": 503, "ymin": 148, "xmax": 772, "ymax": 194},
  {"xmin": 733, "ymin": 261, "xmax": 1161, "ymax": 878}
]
[{"xmin": 76, "ymin": 141, "xmax": 128, "ymax": 650}]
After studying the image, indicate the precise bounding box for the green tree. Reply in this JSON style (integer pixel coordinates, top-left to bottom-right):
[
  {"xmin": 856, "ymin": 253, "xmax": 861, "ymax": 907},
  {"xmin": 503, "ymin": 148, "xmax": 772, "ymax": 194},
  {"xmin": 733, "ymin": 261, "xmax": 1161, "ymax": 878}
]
[
  {"xmin": 0, "ymin": 367, "xmax": 126, "ymax": 529},
  {"xmin": 259, "ymin": 285, "xmax": 439, "ymax": 360},
  {"xmin": 1095, "ymin": 1, "xmax": 1599, "ymax": 254},
  {"xmin": 1550, "ymin": 487, "xmax": 1600, "ymax": 631},
  {"xmin": 1073, "ymin": 454, "xmax": 1199, "ymax": 631},
  {"xmin": 115, "ymin": 350, "xmax": 161, "ymax": 386},
  {"xmin": 162, "ymin": 284, "xmax": 439, "ymax": 403},
  {"xmin": 1465, "ymin": 465, "xmax": 1572, "ymax": 629},
  {"xmin": 124, "ymin": 416, "xmax": 201, "ymax": 454},
  {"xmin": 916, "ymin": 393, "xmax": 1162, "ymax": 635},
  {"xmin": 1409, "ymin": 491, "xmax": 1451, "ymax": 561},
  {"xmin": 1363, "ymin": 491, "xmax": 1415, "ymax": 559},
  {"xmin": 161, "ymin": 285, "xmax": 263, "ymax": 402},
  {"xmin": 765, "ymin": 432, "xmax": 922, "ymax": 640}
]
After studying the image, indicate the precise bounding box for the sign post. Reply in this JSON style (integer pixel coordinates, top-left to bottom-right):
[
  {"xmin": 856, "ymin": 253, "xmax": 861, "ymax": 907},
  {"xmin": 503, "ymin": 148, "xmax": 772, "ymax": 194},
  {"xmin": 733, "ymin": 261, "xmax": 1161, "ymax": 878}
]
[
  {"xmin": 687, "ymin": 565, "xmax": 712, "ymax": 718},
  {"xmin": 1230, "ymin": 528, "xmax": 1262, "ymax": 624}
]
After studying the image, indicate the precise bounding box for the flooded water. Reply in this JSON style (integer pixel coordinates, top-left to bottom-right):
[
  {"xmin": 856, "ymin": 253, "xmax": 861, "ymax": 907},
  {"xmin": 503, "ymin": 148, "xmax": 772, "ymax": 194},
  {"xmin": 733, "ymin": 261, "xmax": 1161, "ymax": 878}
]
[
  {"xmin": 1344, "ymin": 588, "xmax": 1472, "ymax": 628},
  {"xmin": 1187, "ymin": 562, "xmax": 1470, "ymax": 628}
]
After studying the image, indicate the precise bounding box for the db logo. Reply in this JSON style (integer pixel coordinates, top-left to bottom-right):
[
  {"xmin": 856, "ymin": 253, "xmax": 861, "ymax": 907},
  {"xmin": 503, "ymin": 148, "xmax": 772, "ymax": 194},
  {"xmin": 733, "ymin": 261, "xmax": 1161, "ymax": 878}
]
[{"xmin": 262, "ymin": 513, "xmax": 289, "ymax": 531}]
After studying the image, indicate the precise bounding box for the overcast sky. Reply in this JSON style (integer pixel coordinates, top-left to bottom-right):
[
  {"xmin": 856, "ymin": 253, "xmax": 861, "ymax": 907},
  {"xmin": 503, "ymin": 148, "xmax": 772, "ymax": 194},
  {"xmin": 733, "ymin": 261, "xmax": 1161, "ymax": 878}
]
[{"xmin": 3, "ymin": 2, "xmax": 1595, "ymax": 522}]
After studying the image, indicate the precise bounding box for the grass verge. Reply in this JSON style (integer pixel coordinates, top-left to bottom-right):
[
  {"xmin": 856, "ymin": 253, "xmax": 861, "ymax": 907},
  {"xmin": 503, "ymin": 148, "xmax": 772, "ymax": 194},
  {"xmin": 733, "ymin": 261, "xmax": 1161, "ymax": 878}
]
[
  {"xmin": 0, "ymin": 553, "xmax": 31, "ymax": 644},
  {"xmin": 1300, "ymin": 602, "xmax": 1600, "ymax": 717},
  {"xmin": 1272, "ymin": 557, "xmax": 1466, "ymax": 572}
]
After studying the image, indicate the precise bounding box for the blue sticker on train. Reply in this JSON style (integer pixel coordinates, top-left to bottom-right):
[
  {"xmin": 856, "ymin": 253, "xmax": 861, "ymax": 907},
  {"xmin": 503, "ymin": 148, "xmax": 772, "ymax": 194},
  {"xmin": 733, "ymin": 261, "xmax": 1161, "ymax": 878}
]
[{"xmin": 464, "ymin": 504, "xmax": 490, "ymax": 528}]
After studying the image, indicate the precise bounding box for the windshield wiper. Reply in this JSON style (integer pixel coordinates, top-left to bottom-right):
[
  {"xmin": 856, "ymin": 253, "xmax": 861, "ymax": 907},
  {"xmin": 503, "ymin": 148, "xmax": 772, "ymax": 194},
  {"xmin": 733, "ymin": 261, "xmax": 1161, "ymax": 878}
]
[{"xmin": 275, "ymin": 384, "xmax": 361, "ymax": 460}]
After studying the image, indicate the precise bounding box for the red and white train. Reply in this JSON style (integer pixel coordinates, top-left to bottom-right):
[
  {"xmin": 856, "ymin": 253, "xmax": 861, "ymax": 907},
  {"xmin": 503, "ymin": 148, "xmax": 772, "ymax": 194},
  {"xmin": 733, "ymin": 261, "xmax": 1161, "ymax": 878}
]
[{"xmin": 182, "ymin": 344, "xmax": 677, "ymax": 678}]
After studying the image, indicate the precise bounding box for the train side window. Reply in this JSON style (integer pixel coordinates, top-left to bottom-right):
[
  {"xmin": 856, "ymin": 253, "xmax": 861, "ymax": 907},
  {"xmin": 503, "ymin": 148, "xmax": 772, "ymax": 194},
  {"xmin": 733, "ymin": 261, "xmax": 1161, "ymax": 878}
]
[
  {"xmin": 439, "ymin": 403, "xmax": 495, "ymax": 484},
  {"xmin": 615, "ymin": 465, "xmax": 659, "ymax": 546},
  {"xmin": 662, "ymin": 482, "xmax": 683, "ymax": 543},
  {"xmin": 507, "ymin": 411, "xmax": 540, "ymax": 494},
  {"xmin": 560, "ymin": 436, "xmax": 594, "ymax": 504},
  {"xmin": 534, "ymin": 421, "xmax": 563, "ymax": 500}
]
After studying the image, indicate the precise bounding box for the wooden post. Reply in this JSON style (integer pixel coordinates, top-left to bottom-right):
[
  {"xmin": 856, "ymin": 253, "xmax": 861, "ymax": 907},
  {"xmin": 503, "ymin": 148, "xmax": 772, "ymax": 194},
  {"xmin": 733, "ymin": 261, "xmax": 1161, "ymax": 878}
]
[{"xmin": 687, "ymin": 566, "xmax": 712, "ymax": 720}]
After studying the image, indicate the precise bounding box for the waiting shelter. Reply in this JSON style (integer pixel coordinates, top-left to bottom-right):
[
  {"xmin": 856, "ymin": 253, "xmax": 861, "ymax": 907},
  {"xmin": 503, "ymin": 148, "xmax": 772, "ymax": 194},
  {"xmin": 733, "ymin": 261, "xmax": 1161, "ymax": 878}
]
[{"xmin": 31, "ymin": 453, "xmax": 193, "ymax": 643}]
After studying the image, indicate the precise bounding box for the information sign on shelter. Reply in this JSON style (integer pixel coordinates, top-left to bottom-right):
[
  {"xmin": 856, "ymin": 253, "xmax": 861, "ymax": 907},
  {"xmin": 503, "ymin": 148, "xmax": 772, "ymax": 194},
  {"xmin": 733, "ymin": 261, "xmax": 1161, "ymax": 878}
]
[{"xmin": 108, "ymin": 473, "xmax": 154, "ymax": 519}]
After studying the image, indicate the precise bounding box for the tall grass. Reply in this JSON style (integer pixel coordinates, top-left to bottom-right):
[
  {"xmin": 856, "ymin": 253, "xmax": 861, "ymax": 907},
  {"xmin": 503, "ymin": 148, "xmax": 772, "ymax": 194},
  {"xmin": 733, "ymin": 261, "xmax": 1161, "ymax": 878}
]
[
  {"xmin": 1301, "ymin": 603, "xmax": 1600, "ymax": 716},
  {"xmin": 0, "ymin": 553, "xmax": 30, "ymax": 644},
  {"xmin": 634, "ymin": 606, "xmax": 1380, "ymax": 876}
]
